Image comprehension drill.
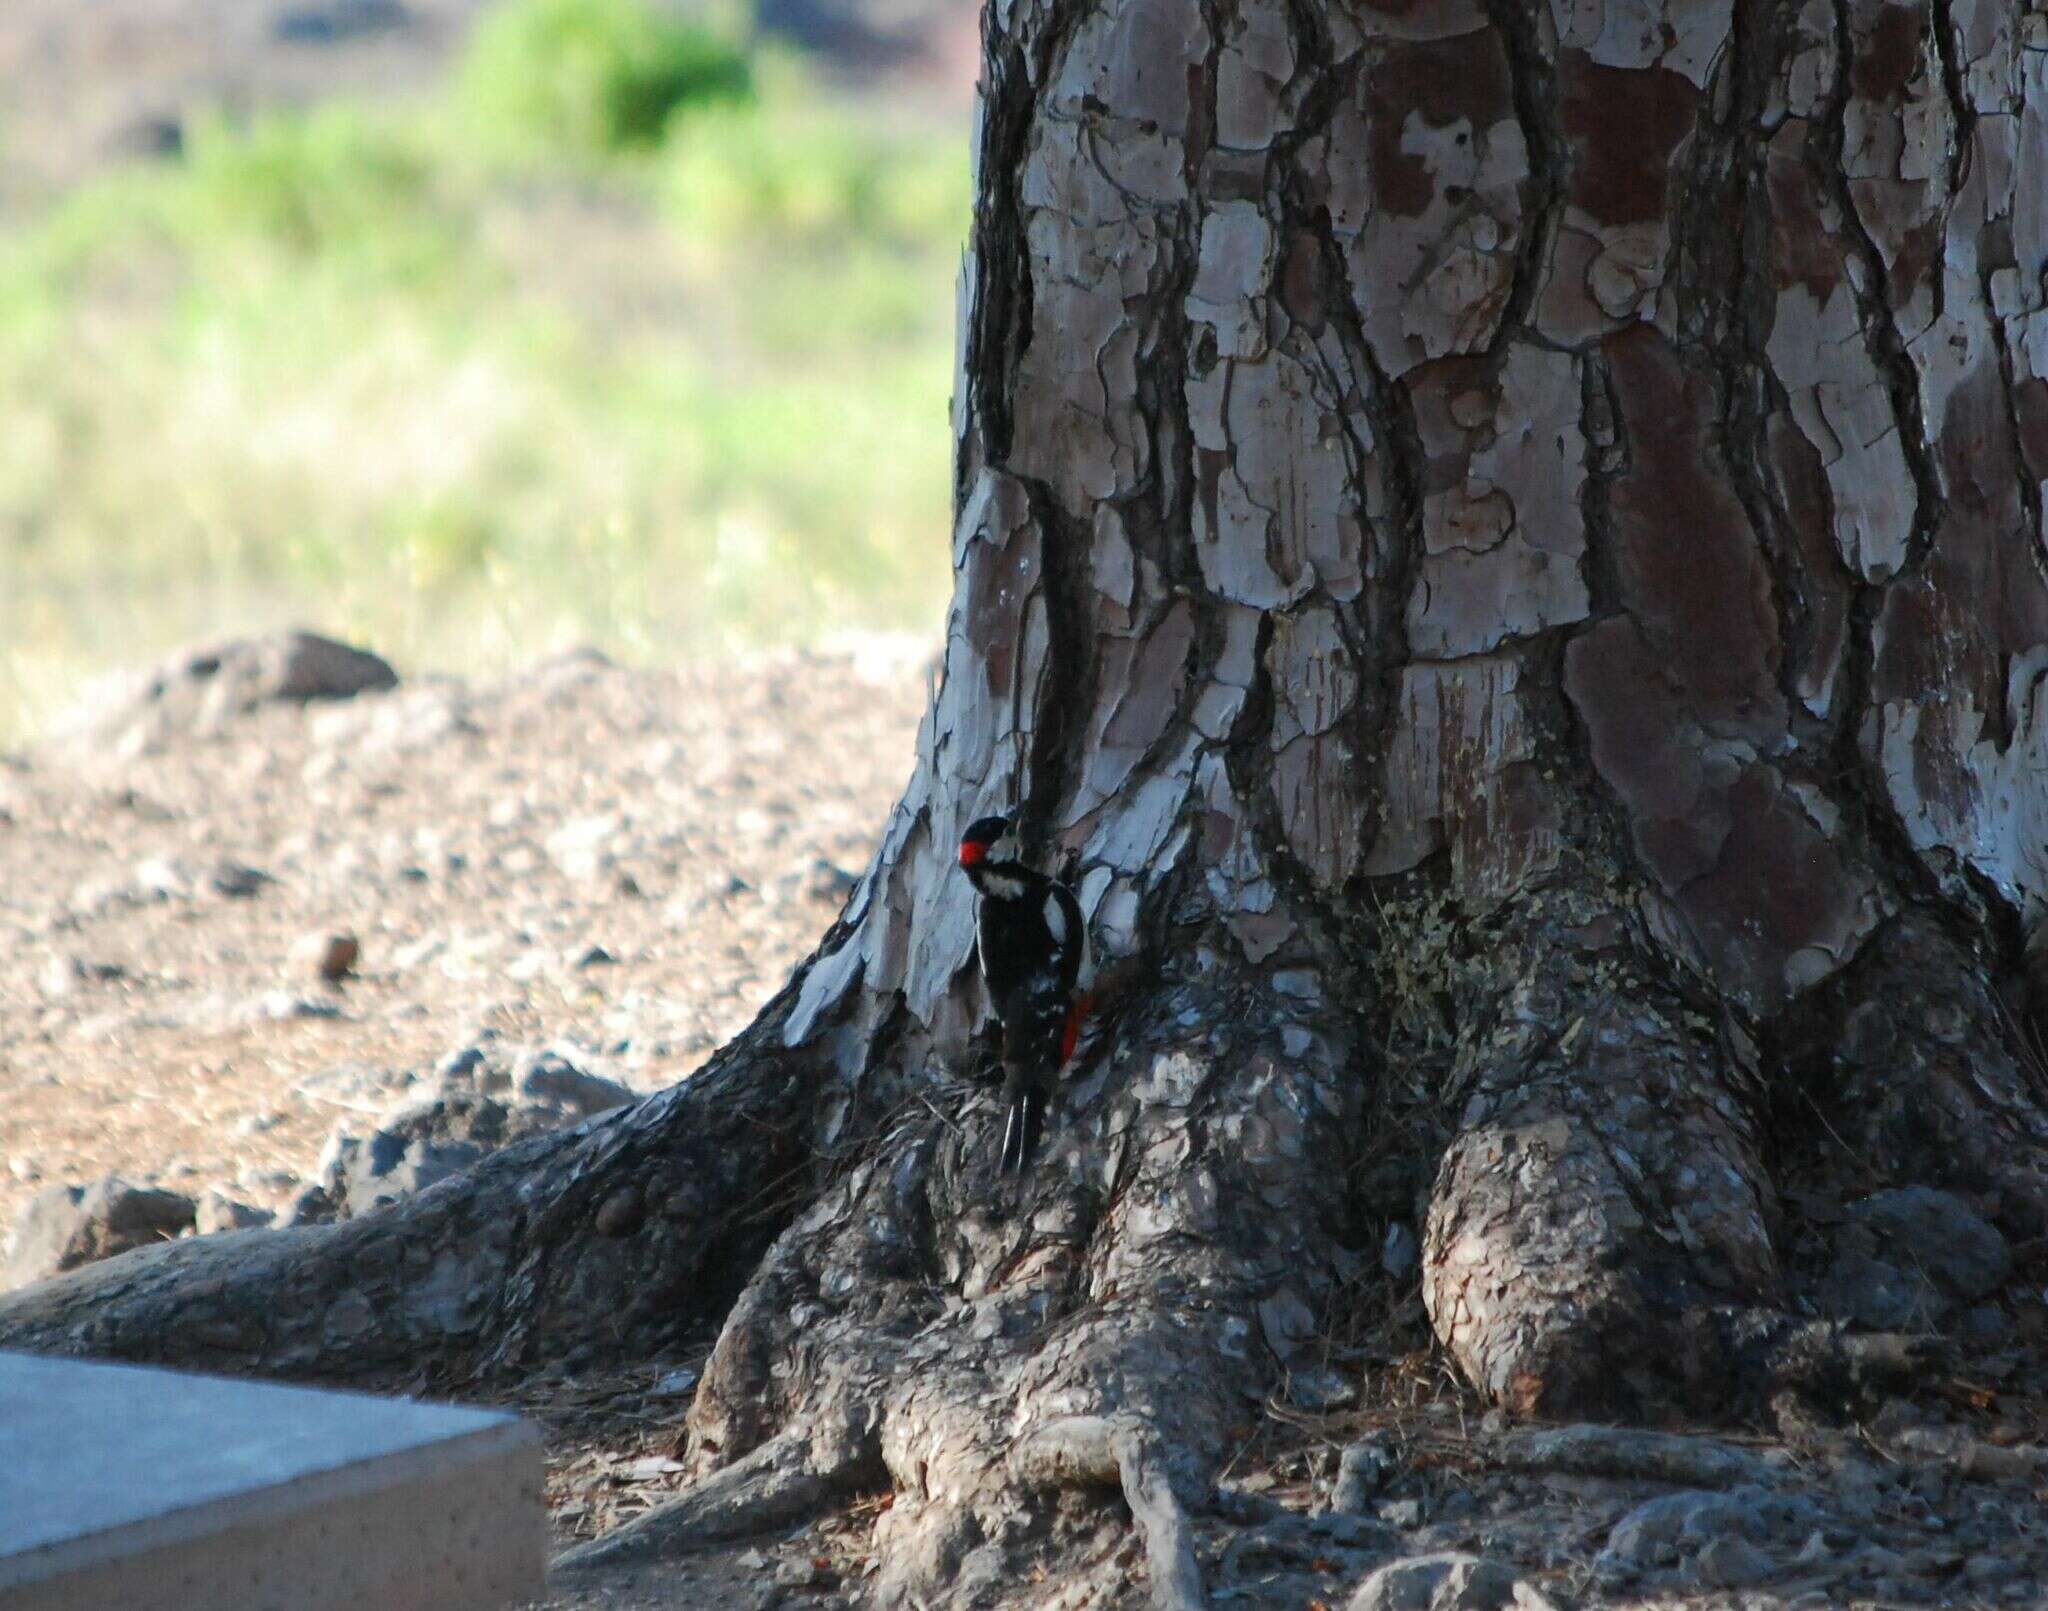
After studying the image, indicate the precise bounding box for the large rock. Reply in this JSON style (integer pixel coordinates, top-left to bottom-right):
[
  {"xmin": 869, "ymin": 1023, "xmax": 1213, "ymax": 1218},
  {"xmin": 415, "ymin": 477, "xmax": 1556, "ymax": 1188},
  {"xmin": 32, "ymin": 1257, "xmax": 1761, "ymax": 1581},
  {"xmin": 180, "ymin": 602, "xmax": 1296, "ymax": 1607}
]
[
  {"xmin": 1815, "ymin": 1187, "xmax": 2009, "ymax": 1329},
  {"xmin": 1347, "ymin": 1552, "xmax": 1552, "ymax": 1611},
  {"xmin": 3, "ymin": 1177, "xmax": 197, "ymax": 1288},
  {"xmin": 1595, "ymin": 1486, "xmax": 1821, "ymax": 1586},
  {"xmin": 1851, "ymin": 1186, "xmax": 2009, "ymax": 1301},
  {"xmin": 320, "ymin": 1044, "xmax": 635, "ymax": 1219},
  {"xmin": 57, "ymin": 630, "xmax": 397, "ymax": 756}
]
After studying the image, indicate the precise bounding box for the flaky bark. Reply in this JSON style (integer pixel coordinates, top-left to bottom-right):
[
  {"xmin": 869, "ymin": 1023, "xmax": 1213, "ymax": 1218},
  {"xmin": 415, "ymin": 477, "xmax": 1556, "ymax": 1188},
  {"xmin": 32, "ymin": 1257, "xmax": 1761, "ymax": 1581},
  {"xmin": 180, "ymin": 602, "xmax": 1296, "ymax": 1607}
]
[{"xmin": 7, "ymin": 0, "xmax": 2048, "ymax": 1600}]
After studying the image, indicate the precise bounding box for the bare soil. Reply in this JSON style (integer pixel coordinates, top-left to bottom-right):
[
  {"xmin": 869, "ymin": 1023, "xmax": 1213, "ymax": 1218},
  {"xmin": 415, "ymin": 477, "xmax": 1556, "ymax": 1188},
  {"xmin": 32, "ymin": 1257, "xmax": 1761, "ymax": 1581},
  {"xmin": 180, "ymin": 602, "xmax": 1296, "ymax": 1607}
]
[{"xmin": 0, "ymin": 642, "xmax": 927, "ymax": 1232}]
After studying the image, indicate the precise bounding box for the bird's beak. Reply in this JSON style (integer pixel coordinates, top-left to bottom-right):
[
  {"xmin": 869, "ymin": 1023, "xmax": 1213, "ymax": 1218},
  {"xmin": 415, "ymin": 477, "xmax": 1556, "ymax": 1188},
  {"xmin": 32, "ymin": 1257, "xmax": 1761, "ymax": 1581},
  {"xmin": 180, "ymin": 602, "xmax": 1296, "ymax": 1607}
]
[{"xmin": 958, "ymin": 841, "xmax": 987, "ymax": 868}]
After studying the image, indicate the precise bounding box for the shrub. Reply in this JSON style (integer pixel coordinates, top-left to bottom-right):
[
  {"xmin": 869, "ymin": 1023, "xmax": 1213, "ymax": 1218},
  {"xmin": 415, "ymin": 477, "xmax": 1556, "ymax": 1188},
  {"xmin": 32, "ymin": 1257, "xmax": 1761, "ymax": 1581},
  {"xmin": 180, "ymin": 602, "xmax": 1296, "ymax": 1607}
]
[
  {"xmin": 460, "ymin": 0, "xmax": 753, "ymax": 158},
  {"xmin": 662, "ymin": 93, "xmax": 969, "ymax": 245}
]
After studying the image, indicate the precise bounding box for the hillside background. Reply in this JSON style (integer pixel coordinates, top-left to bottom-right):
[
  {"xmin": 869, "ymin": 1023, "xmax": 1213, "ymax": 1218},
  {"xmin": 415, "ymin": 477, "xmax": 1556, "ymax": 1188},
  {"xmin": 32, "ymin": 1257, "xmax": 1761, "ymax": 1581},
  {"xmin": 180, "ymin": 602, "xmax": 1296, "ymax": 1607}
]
[{"xmin": 0, "ymin": 0, "xmax": 977, "ymax": 741}]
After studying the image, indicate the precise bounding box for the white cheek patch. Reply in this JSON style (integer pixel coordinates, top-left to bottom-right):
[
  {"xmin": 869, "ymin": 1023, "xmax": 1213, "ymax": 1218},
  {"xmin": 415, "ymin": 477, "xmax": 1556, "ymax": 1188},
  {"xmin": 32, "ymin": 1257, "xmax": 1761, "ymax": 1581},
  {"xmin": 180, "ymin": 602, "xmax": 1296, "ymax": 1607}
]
[{"xmin": 981, "ymin": 871, "xmax": 1027, "ymax": 900}]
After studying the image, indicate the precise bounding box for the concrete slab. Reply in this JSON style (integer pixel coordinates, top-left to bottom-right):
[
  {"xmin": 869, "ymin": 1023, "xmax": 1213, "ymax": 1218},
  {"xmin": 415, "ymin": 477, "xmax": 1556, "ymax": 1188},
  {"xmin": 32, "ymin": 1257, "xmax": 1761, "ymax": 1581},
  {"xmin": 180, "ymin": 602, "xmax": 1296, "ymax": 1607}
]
[{"xmin": 0, "ymin": 1351, "xmax": 544, "ymax": 1610}]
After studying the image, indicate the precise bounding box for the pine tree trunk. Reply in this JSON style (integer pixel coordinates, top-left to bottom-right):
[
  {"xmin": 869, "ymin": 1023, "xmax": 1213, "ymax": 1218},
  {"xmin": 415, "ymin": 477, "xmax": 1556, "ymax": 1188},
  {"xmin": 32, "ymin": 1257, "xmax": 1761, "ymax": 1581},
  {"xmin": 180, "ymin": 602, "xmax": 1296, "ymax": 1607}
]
[{"xmin": 6, "ymin": 0, "xmax": 2048, "ymax": 1601}]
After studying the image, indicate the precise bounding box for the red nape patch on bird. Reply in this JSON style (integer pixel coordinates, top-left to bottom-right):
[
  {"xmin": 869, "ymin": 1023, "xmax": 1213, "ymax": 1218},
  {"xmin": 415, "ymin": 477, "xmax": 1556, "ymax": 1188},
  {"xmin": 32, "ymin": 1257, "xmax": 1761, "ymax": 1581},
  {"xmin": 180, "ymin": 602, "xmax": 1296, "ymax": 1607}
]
[
  {"xmin": 959, "ymin": 840, "xmax": 988, "ymax": 868},
  {"xmin": 1061, "ymin": 993, "xmax": 1095, "ymax": 1065}
]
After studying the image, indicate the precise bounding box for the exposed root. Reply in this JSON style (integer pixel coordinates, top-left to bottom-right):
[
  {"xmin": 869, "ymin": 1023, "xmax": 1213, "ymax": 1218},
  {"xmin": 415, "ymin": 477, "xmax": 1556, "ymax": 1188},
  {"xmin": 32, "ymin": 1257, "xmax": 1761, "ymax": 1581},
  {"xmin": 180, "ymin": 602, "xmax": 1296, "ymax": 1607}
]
[
  {"xmin": 1422, "ymin": 903, "xmax": 1779, "ymax": 1417},
  {"xmin": 654, "ymin": 973, "xmax": 1359, "ymax": 1606},
  {"xmin": 552, "ymin": 1423, "xmax": 883, "ymax": 1573},
  {"xmin": 1011, "ymin": 1416, "xmax": 1205, "ymax": 1611},
  {"xmin": 0, "ymin": 1002, "xmax": 828, "ymax": 1383}
]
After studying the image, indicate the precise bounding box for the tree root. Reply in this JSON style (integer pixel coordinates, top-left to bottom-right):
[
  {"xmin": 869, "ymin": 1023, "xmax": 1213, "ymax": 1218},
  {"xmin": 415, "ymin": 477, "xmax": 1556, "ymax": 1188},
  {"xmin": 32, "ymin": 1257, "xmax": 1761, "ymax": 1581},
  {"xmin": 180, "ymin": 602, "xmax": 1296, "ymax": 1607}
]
[
  {"xmin": 552, "ymin": 1423, "xmax": 884, "ymax": 1574},
  {"xmin": 1422, "ymin": 909, "xmax": 1779, "ymax": 1416},
  {"xmin": 1011, "ymin": 1416, "xmax": 1205, "ymax": 1611},
  {"xmin": 0, "ymin": 995, "xmax": 830, "ymax": 1381}
]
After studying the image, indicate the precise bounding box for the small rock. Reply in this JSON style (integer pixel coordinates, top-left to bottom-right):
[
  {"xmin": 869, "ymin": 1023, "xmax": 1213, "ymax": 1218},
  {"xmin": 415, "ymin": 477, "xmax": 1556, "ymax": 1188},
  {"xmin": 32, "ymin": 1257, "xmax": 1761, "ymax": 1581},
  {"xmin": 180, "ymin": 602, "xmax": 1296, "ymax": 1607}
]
[
  {"xmin": 568, "ymin": 943, "xmax": 617, "ymax": 970},
  {"xmin": 1379, "ymin": 1498, "xmax": 1425, "ymax": 1529},
  {"xmin": 3, "ymin": 1177, "xmax": 196, "ymax": 1287},
  {"xmin": 235, "ymin": 1110, "xmax": 285, "ymax": 1135},
  {"xmin": 1346, "ymin": 1552, "xmax": 1546, "ymax": 1611},
  {"xmin": 806, "ymin": 859, "xmax": 859, "ymax": 903},
  {"xmin": 195, "ymin": 1190, "xmax": 273, "ymax": 1235},
  {"xmin": 275, "ymin": 1184, "xmax": 338, "ymax": 1227},
  {"xmin": 208, "ymin": 861, "xmax": 274, "ymax": 900},
  {"xmin": 1258, "ymin": 1287, "xmax": 1318, "ymax": 1362},
  {"xmin": 1381, "ymin": 1221, "xmax": 1420, "ymax": 1280},
  {"xmin": 546, "ymin": 813, "xmax": 628, "ymax": 882},
  {"xmin": 652, "ymin": 1365, "xmax": 701, "ymax": 1397},
  {"xmin": 134, "ymin": 856, "xmax": 198, "ymax": 899},
  {"xmin": 1696, "ymin": 1535, "xmax": 1775, "ymax": 1588},
  {"xmin": 239, "ymin": 991, "xmax": 342, "ymax": 1024},
  {"xmin": 38, "ymin": 955, "xmax": 126, "ymax": 999},
  {"xmin": 513, "ymin": 1048, "xmax": 634, "ymax": 1118},
  {"xmin": 621, "ymin": 1455, "xmax": 686, "ymax": 1482},
  {"xmin": 770, "ymin": 1557, "xmax": 836, "ymax": 1593},
  {"xmin": 1332, "ymin": 1437, "xmax": 1397, "ymax": 1513},
  {"xmin": 293, "ymin": 930, "xmax": 360, "ymax": 984}
]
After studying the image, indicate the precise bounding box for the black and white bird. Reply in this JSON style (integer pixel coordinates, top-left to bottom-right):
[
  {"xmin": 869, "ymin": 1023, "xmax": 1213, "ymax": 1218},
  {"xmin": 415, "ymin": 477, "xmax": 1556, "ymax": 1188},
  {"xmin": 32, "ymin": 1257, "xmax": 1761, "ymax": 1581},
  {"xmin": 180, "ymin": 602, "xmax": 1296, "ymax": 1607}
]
[{"xmin": 958, "ymin": 813, "xmax": 1089, "ymax": 1173}]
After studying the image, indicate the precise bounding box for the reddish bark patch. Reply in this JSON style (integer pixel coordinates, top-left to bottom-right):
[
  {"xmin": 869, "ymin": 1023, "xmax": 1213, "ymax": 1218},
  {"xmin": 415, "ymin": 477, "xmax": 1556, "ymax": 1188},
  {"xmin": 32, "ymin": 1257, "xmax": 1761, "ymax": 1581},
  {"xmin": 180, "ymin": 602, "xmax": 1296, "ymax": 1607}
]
[
  {"xmin": 1851, "ymin": 2, "xmax": 1926, "ymax": 102},
  {"xmin": 1365, "ymin": 32, "xmax": 1514, "ymax": 219},
  {"xmin": 1558, "ymin": 56, "xmax": 1697, "ymax": 226},
  {"xmin": 1278, "ymin": 228, "xmax": 1327, "ymax": 332},
  {"xmin": 1765, "ymin": 134, "xmax": 1844, "ymax": 304},
  {"xmin": 2015, "ymin": 376, "xmax": 2048, "ymax": 484},
  {"xmin": 1604, "ymin": 326, "xmax": 1782, "ymax": 734}
]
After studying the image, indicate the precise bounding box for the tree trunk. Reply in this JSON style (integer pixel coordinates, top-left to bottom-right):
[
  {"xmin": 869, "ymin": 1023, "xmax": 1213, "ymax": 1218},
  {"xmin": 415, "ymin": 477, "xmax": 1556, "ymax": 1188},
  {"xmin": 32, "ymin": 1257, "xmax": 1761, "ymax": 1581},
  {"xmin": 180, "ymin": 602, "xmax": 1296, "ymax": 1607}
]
[{"xmin": 7, "ymin": 0, "xmax": 2048, "ymax": 1602}]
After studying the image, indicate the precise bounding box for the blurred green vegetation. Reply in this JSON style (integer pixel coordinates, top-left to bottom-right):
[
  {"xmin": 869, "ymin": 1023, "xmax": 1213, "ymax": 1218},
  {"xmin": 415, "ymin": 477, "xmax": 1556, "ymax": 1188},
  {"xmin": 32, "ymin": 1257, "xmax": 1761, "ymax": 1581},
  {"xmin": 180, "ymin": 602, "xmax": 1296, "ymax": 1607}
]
[{"xmin": 0, "ymin": 0, "xmax": 967, "ymax": 740}]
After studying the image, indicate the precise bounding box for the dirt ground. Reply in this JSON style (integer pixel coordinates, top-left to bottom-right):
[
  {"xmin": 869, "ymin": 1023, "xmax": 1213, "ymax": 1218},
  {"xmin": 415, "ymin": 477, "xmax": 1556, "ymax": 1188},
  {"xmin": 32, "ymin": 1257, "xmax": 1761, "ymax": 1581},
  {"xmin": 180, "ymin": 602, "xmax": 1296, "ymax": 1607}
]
[{"xmin": 0, "ymin": 640, "xmax": 927, "ymax": 1231}]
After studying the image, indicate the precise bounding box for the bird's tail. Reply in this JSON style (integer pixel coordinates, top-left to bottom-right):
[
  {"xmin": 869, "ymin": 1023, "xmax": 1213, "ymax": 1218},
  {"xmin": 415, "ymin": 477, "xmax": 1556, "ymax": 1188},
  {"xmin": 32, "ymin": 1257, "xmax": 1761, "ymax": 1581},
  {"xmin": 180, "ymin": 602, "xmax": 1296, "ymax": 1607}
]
[{"xmin": 1000, "ymin": 1083, "xmax": 1044, "ymax": 1174}]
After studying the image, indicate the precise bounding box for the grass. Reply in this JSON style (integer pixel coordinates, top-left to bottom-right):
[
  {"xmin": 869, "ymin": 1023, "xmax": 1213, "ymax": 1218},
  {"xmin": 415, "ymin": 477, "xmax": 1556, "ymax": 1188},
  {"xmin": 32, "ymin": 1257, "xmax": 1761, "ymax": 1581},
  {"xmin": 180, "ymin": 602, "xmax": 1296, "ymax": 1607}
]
[{"xmin": 0, "ymin": 16, "xmax": 967, "ymax": 742}]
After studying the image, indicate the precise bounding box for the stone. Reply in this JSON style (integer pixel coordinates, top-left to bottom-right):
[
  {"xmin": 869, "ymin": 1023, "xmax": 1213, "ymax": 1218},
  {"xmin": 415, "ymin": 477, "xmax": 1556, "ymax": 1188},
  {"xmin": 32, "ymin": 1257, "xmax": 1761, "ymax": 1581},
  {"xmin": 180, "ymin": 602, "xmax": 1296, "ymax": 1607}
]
[
  {"xmin": 294, "ymin": 930, "xmax": 361, "ymax": 984},
  {"xmin": 207, "ymin": 860, "xmax": 274, "ymax": 899},
  {"xmin": 1850, "ymin": 1187, "xmax": 2010, "ymax": 1302},
  {"xmin": 1381, "ymin": 1221, "xmax": 1420, "ymax": 1280},
  {"xmin": 194, "ymin": 1190, "xmax": 273, "ymax": 1236},
  {"xmin": 512, "ymin": 1048, "xmax": 635, "ymax": 1119},
  {"xmin": 276, "ymin": 1184, "xmax": 338, "ymax": 1228},
  {"xmin": 545, "ymin": 814, "xmax": 628, "ymax": 882},
  {"xmin": 2, "ymin": 1177, "xmax": 196, "ymax": 1288},
  {"xmin": 37, "ymin": 955, "xmax": 124, "ymax": 1000},
  {"xmin": 320, "ymin": 1052, "xmax": 629, "ymax": 1220},
  {"xmin": 1379, "ymin": 1498, "xmax": 1425, "ymax": 1528},
  {"xmin": 1346, "ymin": 1552, "xmax": 1548, "ymax": 1611},
  {"xmin": 1332, "ymin": 1436, "xmax": 1397, "ymax": 1512},
  {"xmin": 0, "ymin": 1351, "xmax": 540, "ymax": 1609},
  {"xmin": 1696, "ymin": 1535, "xmax": 1775, "ymax": 1588},
  {"xmin": 57, "ymin": 630, "xmax": 396, "ymax": 755},
  {"xmin": 1597, "ymin": 1487, "xmax": 1821, "ymax": 1581}
]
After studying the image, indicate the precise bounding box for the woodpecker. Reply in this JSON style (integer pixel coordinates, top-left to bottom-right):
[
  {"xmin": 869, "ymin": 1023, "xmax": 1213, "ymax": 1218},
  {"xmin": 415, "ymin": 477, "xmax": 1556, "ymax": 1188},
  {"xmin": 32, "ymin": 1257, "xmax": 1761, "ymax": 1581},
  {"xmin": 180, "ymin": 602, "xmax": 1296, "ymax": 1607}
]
[{"xmin": 958, "ymin": 813, "xmax": 1088, "ymax": 1173}]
